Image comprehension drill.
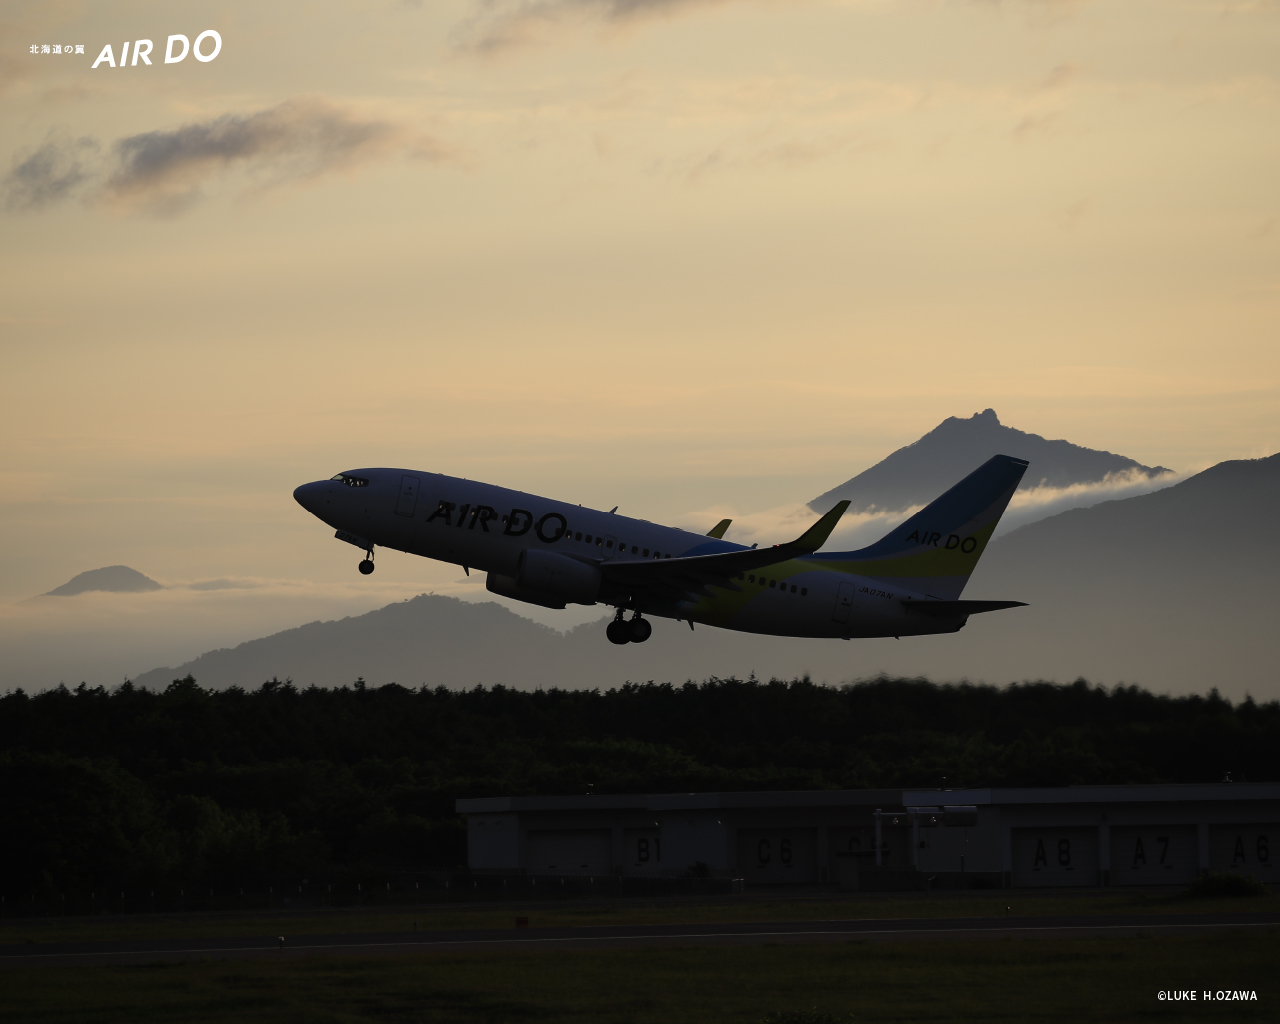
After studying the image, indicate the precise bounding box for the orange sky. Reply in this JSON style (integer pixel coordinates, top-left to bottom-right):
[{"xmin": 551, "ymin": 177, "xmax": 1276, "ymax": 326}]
[{"xmin": 1, "ymin": 1, "xmax": 1278, "ymax": 683}]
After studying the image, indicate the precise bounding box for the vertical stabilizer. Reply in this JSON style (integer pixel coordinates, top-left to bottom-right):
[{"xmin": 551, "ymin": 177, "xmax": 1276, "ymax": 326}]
[{"xmin": 819, "ymin": 454, "xmax": 1028, "ymax": 599}]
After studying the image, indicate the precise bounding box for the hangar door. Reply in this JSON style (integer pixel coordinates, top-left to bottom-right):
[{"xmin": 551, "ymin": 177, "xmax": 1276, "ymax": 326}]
[
  {"xmin": 1011, "ymin": 827, "xmax": 1098, "ymax": 887},
  {"xmin": 829, "ymin": 826, "xmax": 909, "ymax": 870},
  {"xmin": 737, "ymin": 829, "xmax": 817, "ymax": 885},
  {"xmin": 1110, "ymin": 826, "xmax": 1197, "ymax": 886},
  {"xmin": 526, "ymin": 830, "xmax": 612, "ymax": 875},
  {"xmin": 1210, "ymin": 825, "xmax": 1278, "ymax": 883}
]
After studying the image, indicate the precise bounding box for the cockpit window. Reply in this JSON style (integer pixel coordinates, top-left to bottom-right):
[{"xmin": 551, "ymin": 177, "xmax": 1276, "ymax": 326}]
[{"xmin": 330, "ymin": 473, "xmax": 369, "ymax": 487}]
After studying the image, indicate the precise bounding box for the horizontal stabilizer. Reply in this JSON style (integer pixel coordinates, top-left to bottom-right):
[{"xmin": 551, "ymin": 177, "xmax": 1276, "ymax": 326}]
[{"xmin": 901, "ymin": 599, "xmax": 1027, "ymax": 616}]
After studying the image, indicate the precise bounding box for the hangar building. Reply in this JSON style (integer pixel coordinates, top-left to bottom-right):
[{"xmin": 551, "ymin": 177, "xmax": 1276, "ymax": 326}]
[{"xmin": 457, "ymin": 783, "xmax": 1279, "ymax": 889}]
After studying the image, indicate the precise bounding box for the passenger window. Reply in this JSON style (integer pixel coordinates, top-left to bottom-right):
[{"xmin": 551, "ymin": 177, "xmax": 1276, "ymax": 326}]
[
  {"xmin": 748, "ymin": 575, "xmax": 755, "ymax": 583},
  {"xmin": 607, "ymin": 540, "xmax": 614, "ymax": 548},
  {"xmin": 643, "ymin": 548, "xmax": 649, "ymax": 556},
  {"xmin": 632, "ymin": 545, "xmax": 638, "ymax": 554},
  {"xmin": 575, "ymin": 532, "xmax": 582, "ymax": 541},
  {"xmin": 769, "ymin": 580, "xmax": 776, "ymax": 588},
  {"xmin": 790, "ymin": 585, "xmax": 797, "ymax": 593},
  {"xmin": 801, "ymin": 588, "xmax": 808, "ymax": 596},
  {"xmin": 585, "ymin": 535, "xmax": 592, "ymax": 543}
]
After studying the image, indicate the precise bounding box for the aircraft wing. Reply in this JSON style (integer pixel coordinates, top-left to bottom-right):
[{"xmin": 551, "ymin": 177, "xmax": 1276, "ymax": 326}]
[
  {"xmin": 901, "ymin": 599, "xmax": 1027, "ymax": 616},
  {"xmin": 597, "ymin": 501, "xmax": 850, "ymax": 600}
]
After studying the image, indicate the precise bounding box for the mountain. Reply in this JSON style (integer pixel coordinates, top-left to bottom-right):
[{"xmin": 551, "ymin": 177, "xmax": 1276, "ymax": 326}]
[
  {"xmin": 130, "ymin": 453, "xmax": 1280, "ymax": 697},
  {"xmin": 936, "ymin": 451, "xmax": 1280, "ymax": 691},
  {"xmin": 44, "ymin": 566, "xmax": 163, "ymax": 596},
  {"xmin": 978, "ymin": 451, "xmax": 1280, "ymax": 580},
  {"xmin": 129, "ymin": 593, "xmax": 834, "ymax": 691},
  {"xmin": 132, "ymin": 596, "xmax": 573, "ymax": 691},
  {"xmin": 809, "ymin": 409, "xmax": 1172, "ymax": 513}
]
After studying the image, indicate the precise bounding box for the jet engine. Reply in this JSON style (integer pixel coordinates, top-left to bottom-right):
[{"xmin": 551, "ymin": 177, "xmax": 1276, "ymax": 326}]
[{"xmin": 486, "ymin": 550, "xmax": 602, "ymax": 609}]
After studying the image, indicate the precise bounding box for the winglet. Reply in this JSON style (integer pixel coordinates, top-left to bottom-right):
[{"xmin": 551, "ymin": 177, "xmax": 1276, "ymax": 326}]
[
  {"xmin": 706, "ymin": 519, "xmax": 732, "ymax": 539},
  {"xmin": 790, "ymin": 500, "xmax": 850, "ymax": 553}
]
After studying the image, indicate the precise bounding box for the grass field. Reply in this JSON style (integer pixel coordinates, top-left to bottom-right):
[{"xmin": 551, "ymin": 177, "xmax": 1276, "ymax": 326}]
[
  {"xmin": 2, "ymin": 887, "xmax": 1277, "ymax": 946},
  {"xmin": 1, "ymin": 929, "xmax": 1275, "ymax": 1023}
]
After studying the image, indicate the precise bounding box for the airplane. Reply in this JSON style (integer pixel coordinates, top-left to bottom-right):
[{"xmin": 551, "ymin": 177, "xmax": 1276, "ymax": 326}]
[{"xmin": 293, "ymin": 454, "xmax": 1029, "ymax": 644}]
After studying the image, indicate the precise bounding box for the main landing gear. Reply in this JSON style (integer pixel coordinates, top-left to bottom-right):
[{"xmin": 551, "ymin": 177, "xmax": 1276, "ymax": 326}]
[
  {"xmin": 358, "ymin": 548, "xmax": 375, "ymax": 575},
  {"xmin": 607, "ymin": 611, "xmax": 652, "ymax": 645}
]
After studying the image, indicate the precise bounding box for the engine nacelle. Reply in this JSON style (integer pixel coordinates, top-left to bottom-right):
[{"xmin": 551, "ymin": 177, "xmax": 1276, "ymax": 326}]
[
  {"xmin": 486, "ymin": 572, "xmax": 568, "ymax": 610},
  {"xmin": 517, "ymin": 549, "xmax": 602, "ymax": 606}
]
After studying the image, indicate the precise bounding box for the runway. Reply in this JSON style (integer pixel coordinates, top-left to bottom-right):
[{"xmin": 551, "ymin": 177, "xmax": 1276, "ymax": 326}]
[{"xmin": 3, "ymin": 912, "xmax": 1277, "ymax": 968}]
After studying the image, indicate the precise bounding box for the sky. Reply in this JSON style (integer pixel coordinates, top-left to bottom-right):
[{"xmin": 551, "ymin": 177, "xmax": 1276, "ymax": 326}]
[{"xmin": 2, "ymin": 0, "xmax": 1278, "ymax": 689}]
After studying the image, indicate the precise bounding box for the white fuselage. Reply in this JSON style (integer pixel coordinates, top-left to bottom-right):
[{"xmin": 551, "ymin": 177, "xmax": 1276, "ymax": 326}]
[{"xmin": 293, "ymin": 468, "xmax": 968, "ymax": 640}]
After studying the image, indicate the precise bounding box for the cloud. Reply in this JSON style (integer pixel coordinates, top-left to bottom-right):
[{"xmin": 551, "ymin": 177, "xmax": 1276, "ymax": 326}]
[
  {"xmin": 185, "ymin": 578, "xmax": 265, "ymax": 592},
  {"xmin": 677, "ymin": 128, "xmax": 883, "ymax": 183},
  {"xmin": 0, "ymin": 576, "xmax": 599, "ymax": 691},
  {"xmin": 1012, "ymin": 109, "xmax": 1060, "ymax": 141},
  {"xmin": 1036, "ymin": 62, "xmax": 1078, "ymax": 92},
  {"xmin": 673, "ymin": 467, "xmax": 1185, "ymax": 557},
  {"xmin": 2, "ymin": 133, "xmax": 99, "ymax": 211},
  {"xmin": 3, "ymin": 97, "xmax": 448, "ymax": 215},
  {"xmin": 453, "ymin": 0, "xmax": 725, "ymax": 54},
  {"xmin": 995, "ymin": 468, "xmax": 1184, "ymax": 536}
]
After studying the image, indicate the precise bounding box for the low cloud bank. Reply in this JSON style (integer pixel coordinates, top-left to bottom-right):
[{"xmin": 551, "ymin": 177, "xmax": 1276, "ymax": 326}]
[
  {"xmin": 681, "ymin": 468, "xmax": 1185, "ymax": 553},
  {"xmin": 997, "ymin": 467, "xmax": 1185, "ymax": 536},
  {"xmin": 0, "ymin": 574, "xmax": 597, "ymax": 693},
  {"xmin": 4, "ymin": 98, "xmax": 447, "ymax": 215}
]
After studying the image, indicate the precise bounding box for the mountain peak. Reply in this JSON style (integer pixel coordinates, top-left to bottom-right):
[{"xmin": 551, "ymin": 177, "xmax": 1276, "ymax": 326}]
[
  {"xmin": 44, "ymin": 565, "xmax": 163, "ymax": 597},
  {"xmin": 810, "ymin": 411, "xmax": 1172, "ymax": 514}
]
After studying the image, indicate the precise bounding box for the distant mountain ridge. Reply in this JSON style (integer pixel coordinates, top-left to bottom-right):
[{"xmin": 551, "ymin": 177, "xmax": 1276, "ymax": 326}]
[
  {"xmin": 131, "ymin": 596, "xmax": 573, "ymax": 691},
  {"xmin": 44, "ymin": 566, "xmax": 162, "ymax": 596},
  {"xmin": 131, "ymin": 452, "xmax": 1278, "ymax": 694},
  {"xmin": 809, "ymin": 409, "xmax": 1172, "ymax": 514}
]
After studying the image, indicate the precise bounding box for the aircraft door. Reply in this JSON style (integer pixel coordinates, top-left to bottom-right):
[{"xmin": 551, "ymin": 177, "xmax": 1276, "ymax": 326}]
[
  {"xmin": 832, "ymin": 581, "xmax": 855, "ymax": 624},
  {"xmin": 395, "ymin": 475, "xmax": 420, "ymax": 517},
  {"xmin": 602, "ymin": 534, "xmax": 620, "ymax": 560}
]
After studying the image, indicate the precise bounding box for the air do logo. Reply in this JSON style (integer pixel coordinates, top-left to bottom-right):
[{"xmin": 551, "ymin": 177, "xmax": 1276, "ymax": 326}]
[{"xmin": 91, "ymin": 32, "xmax": 221, "ymax": 69}]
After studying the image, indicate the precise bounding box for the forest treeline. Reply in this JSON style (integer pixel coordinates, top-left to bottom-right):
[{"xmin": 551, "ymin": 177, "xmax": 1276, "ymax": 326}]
[{"xmin": 1, "ymin": 675, "xmax": 1277, "ymax": 894}]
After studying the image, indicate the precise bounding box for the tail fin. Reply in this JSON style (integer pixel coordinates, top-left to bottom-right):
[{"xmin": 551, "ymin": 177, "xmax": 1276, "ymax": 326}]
[{"xmin": 821, "ymin": 454, "xmax": 1028, "ymax": 599}]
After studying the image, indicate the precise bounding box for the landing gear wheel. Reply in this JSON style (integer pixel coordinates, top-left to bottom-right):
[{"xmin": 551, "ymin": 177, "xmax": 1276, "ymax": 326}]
[
  {"xmin": 628, "ymin": 617, "xmax": 652, "ymax": 643},
  {"xmin": 358, "ymin": 559, "xmax": 375, "ymax": 575},
  {"xmin": 606, "ymin": 619, "xmax": 631, "ymax": 645}
]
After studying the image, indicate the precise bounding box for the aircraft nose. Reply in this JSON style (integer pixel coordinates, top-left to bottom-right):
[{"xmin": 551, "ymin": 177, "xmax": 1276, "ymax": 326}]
[{"xmin": 293, "ymin": 481, "xmax": 326, "ymax": 514}]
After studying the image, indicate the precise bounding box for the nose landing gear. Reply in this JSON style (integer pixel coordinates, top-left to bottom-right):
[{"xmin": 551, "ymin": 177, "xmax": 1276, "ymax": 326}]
[
  {"xmin": 606, "ymin": 610, "xmax": 652, "ymax": 644},
  {"xmin": 358, "ymin": 548, "xmax": 375, "ymax": 575}
]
